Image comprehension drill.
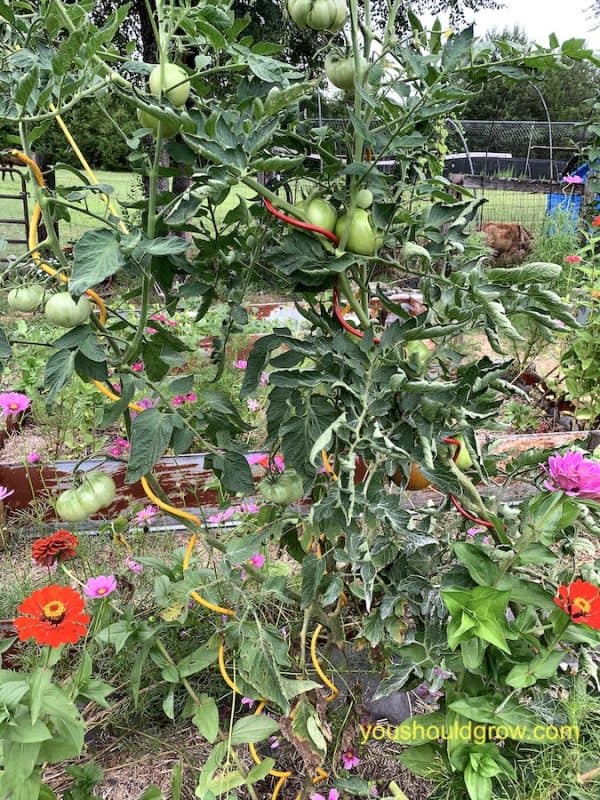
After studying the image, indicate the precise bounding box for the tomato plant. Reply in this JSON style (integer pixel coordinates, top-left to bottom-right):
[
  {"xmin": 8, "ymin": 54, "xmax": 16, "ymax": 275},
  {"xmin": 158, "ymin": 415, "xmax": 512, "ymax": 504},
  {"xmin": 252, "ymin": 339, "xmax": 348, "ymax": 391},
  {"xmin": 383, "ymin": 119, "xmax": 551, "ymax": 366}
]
[{"xmin": 2, "ymin": 2, "xmax": 600, "ymax": 799}]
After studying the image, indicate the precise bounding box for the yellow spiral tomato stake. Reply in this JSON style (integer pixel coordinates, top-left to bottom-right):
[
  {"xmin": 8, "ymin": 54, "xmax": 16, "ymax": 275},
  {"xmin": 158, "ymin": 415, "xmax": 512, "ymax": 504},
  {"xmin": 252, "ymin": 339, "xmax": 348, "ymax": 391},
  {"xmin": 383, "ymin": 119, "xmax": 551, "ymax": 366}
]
[{"xmin": 311, "ymin": 624, "xmax": 339, "ymax": 702}]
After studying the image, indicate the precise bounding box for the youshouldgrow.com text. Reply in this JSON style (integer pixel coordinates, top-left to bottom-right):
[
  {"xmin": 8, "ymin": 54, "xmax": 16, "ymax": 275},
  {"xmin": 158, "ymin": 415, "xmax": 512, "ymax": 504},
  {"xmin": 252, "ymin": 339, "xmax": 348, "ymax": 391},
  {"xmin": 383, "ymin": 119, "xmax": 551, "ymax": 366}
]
[{"xmin": 359, "ymin": 721, "xmax": 580, "ymax": 746}]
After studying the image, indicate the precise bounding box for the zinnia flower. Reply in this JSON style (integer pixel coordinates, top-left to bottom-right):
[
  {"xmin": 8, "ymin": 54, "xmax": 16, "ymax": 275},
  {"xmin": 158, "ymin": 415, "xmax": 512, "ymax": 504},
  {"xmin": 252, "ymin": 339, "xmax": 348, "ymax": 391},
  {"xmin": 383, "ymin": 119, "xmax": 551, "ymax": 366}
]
[
  {"xmin": 84, "ymin": 575, "xmax": 117, "ymax": 599},
  {"xmin": 247, "ymin": 453, "xmax": 285, "ymax": 473},
  {"xmin": 554, "ymin": 579, "xmax": 600, "ymax": 629},
  {"xmin": 341, "ymin": 750, "xmax": 360, "ymax": 770},
  {"xmin": 0, "ymin": 391, "xmax": 31, "ymax": 417},
  {"xmin": 0, "ymin": 485, "xmax": 14, "ymax": 501},
  {"xmin": 544, "ymin": 450, "xmax": 600, "ymax": 500},
  {"xmin": 14, "ymin": 585, "xmax": 90, "ymax": 647},
  {"xmin": 564, "ymin": 255, "xmax": 582, "ymax": 264},
  {"xmin": 32, "ymin": 530, "xmax": 79, "ymax": 567}
]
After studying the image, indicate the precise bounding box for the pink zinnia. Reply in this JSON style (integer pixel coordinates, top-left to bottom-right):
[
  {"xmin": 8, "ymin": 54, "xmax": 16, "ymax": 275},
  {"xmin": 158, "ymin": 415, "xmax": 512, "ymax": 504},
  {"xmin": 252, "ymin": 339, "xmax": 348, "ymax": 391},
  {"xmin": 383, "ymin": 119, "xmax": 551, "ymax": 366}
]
[
  {"xmin": 341, "ymin": 750, "xmax": 360, "ymax": 770},
  {"xmin": 233, "ymin": 360, "xmax": 247, "ymax": 369},
  {"xmin": 135, "ymin": 505, "xmax": 159, "ymax": 524},
  {"xmin": 249, "ymin": 553, "xmax": 265, "ymax": 569},
  {"xmin": 83, "ymin": 575, "xmax": 117, "ymax": 599},
  {"xmin": 0, "ymin": 392, "xmax": 31, "ymax": 417},
  {"xmin": 564, "ymin": 255, "xmax": 582, "ymax": 264},
  {"xmin": 544, "ymin": 450, "xmax": 600, "ymax": 500}
]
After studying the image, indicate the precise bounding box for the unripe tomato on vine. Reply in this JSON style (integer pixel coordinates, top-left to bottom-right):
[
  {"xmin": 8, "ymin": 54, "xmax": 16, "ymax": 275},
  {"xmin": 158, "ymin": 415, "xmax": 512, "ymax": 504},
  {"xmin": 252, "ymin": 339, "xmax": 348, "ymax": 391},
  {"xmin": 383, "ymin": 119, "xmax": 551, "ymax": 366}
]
[
  {"xmin": 287, "ymin": 0, "xmax": 346, "ymax": 32},
  {"xmin": 325, "ymin": 51, "xmax": 367, "ymax": 94}
]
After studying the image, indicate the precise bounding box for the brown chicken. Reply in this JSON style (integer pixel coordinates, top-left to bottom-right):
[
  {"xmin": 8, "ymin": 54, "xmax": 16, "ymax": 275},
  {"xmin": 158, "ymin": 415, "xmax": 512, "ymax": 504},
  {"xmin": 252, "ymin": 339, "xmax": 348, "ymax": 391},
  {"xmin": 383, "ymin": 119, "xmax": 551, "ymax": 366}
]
[{"xmin": 480, "ymin": 222, "xmax": 533, "ymax": 266}]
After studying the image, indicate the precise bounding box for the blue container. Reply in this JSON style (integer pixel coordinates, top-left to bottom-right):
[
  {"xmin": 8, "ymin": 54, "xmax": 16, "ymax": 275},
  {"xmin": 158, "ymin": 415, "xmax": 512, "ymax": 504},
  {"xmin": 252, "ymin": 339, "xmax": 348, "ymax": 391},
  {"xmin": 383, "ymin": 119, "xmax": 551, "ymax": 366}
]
[{"xmin": 546, "ymin": 192, "xmax": 583, "ymax": 231}]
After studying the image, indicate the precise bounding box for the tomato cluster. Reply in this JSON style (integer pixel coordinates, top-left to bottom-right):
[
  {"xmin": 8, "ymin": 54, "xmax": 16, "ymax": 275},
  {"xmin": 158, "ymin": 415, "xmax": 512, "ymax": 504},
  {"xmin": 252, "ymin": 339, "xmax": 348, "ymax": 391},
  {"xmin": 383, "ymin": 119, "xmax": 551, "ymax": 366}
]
[{"xmin": 56, "ymin": 472, "xmax": 117, "ymax": 522}]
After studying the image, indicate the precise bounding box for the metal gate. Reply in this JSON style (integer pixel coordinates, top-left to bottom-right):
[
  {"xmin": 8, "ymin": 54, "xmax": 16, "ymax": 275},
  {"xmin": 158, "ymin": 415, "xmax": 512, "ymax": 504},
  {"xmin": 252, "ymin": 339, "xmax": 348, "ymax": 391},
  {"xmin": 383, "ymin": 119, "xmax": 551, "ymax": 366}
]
[{"xmin": 0, "ymin": 160, "xmax": 30, "ymax": 254}]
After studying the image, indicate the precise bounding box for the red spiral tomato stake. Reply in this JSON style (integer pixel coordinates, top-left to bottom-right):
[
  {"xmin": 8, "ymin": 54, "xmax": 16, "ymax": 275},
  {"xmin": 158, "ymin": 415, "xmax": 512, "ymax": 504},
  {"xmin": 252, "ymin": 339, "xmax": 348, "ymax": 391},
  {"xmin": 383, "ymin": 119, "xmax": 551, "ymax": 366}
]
[
  {"xmin": 332, "ymin": 280, "xmax": 381, "ymax": 343},
  {"xmin": 443, "ymin": 436, "xmax": 495, "ymax": 530},
  {"xmin": 263, "ymin": 198, "xmax": 340, "ymax": 245}
]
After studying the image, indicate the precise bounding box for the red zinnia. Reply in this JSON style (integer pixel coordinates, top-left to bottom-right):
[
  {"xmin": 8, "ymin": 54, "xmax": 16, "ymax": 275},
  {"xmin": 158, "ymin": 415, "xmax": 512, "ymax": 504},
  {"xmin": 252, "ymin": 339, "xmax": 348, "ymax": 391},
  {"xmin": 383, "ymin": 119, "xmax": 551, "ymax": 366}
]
[
  {"xmin": 14, "ymin": 585, "xmax": 90, "ymax": 647},
  {"xmin": 31, "ymin": 530, "xmax": 79, "ymax": 567},
  {"xmin": 592, "ymin": 215, "xmax": 600, "ymax": 227},
  {"xmin": 554, "ymin": 579, "xmax": 600, "ymax": 630}
]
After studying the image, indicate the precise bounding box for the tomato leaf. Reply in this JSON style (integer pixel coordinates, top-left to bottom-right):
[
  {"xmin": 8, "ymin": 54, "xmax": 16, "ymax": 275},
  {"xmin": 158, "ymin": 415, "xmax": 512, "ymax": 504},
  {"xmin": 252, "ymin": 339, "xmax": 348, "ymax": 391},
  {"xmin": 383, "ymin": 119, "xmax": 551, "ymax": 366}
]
[
  {"xmin": 127, "ymin": 409, "xmax": 175, "ymax": 483},
  {"xmin": 71, "ymin": 229, "xmax": 126, "ymax": 294}
]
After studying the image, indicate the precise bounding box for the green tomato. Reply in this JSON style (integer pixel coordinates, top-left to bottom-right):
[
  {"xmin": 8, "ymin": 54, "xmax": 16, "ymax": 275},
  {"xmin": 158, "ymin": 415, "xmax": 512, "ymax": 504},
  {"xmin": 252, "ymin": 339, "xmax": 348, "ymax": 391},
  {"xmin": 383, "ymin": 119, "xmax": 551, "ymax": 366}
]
[
  {"xmin": 258, "ymin": 469, "xmax": 305, "ymax": 505},
  {"xmin": 44, "ymin": 293, "xmax": 92, "ymax": 328},
  {"xmin": 7, "ymin": 285, "xmax": 44, "ymax": 312},
  {"xmin": 148, "ymin": 63, "xmax": 190, "ymax": 107},
  {"xmin": 454, "ymin": 434, "xmax": 474, "ymax": 471},
  {"xmin": 334, "ymin": 208, "xmax": 378, "ymax": 256},
  {"xmin": 287, "ymin": 0, "xmax": 346, "ymax": 31},
  {"xmin": 404, "ymin": 340, "xmax": 432, "ymax": 369},
  {"xmin": 325, "ymin": 52, "xmax": 367, "ymax": 94},
  {"xmin": 356, "ymin": 188, "xmax": 373, "ymax": 209},
  {"xmin": 303, "ymin": 198, "xmax": 337, "ymax": 232},
  {"xmin": 56, "ymin": 489, "xmax": 90, "ymax": 523},
  {"xmin": 77, "ymin": 472, "xmax": 117, "ymax": 513},
  {"xmin": 137, "ymin": 109, "xmax": 180, "ymax": 139}
]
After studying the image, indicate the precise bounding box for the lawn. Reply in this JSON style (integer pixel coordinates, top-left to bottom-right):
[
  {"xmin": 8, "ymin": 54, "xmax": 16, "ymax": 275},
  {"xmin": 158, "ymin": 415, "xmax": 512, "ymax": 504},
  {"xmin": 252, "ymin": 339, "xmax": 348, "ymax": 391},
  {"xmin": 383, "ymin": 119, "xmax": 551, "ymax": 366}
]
[{"xmin": 0, "ymin": 168, "xmax": 257, "ymax": 256}]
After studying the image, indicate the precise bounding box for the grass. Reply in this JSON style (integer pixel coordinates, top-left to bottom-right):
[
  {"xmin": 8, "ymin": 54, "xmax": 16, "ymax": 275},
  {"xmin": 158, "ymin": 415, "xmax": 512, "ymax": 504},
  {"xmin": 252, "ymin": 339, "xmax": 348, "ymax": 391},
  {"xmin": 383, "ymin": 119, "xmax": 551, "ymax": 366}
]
[{"xmin": 0, "ymin": 168, "xmax": 258, "ymax": 256}]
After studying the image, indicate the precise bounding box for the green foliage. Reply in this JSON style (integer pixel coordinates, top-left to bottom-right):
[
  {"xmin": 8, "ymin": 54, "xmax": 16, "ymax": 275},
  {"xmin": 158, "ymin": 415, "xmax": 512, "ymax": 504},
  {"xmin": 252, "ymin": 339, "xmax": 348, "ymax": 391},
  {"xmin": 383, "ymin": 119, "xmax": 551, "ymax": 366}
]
[{"xmin": 3, "ymin": 3, "xmax": 600, "ymax": 800}]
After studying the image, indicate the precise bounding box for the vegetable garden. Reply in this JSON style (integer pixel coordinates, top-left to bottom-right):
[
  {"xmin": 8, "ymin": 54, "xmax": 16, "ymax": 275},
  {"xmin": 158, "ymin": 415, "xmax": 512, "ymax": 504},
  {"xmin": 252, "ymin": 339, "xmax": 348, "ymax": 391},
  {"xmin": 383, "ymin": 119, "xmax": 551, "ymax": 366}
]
[{"xmin": 2, "ymin": 1, "xmax": 600, "ymax": 799}]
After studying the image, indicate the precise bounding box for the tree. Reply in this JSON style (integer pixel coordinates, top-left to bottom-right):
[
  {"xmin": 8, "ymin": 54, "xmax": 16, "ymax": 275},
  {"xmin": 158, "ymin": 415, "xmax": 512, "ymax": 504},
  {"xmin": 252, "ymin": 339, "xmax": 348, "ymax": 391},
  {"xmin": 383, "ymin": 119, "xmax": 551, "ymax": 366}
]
[{"xmin": 460, "ymin": 27, "xmax": 600, "ymax": 121}]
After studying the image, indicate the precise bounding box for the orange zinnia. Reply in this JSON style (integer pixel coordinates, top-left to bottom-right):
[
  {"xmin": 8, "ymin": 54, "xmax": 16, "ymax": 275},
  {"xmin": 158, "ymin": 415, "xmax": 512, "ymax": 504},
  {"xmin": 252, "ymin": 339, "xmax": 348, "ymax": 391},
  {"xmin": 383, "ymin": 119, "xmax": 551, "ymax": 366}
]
[
  {"xmin": 31, "ymin": 530, "xmax": 79, "ymax": 567},
  {"xmin": 554, "ymin": 579, "xmax": 600, "ymax": 629},
  {"xmin": 14, "ymin": 585, "xmax": 90, "ymax": 647}
]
